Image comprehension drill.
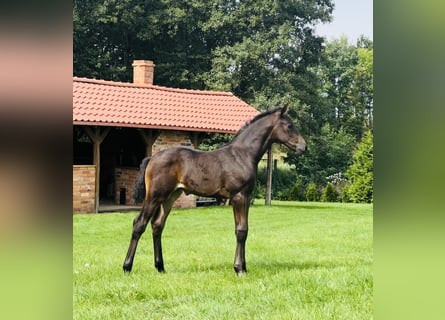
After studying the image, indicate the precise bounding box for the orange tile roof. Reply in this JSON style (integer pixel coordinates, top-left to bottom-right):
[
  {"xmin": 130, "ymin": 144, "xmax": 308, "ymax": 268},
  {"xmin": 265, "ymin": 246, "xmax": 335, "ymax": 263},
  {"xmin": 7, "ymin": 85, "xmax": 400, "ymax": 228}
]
[{"xmin": 73, "ymin": 77, "xmax": 260, "ymax": 134}]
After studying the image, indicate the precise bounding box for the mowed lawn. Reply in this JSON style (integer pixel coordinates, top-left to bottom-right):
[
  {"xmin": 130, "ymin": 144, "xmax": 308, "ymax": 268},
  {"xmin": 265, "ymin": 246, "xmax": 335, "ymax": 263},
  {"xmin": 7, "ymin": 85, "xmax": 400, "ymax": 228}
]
[{"xmin": 73, "ymin": 201, "xmax": 372, "ymax": 320}]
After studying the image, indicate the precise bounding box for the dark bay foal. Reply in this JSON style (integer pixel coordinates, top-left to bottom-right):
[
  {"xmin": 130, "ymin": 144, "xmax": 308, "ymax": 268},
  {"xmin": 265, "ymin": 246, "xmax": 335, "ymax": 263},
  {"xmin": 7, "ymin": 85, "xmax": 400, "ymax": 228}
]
[{"xmin": 123, "ymin": 106, "xmax": 306, "ymax": 275}]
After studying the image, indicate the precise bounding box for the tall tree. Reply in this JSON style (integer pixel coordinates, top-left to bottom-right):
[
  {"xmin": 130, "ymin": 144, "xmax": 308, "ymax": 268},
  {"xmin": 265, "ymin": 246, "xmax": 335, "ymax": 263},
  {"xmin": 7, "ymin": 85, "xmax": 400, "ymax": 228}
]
[
  {"xmin": 354, "ymin": 45, "xmax": 374, "ymax": 130},
  {"xmin": 74, "ymin": 0, "xmax": 148, "ymax": 81},
  {"xmin": 285, "ymin": 37, "xmax": 373, "ymax": 191},
  {"xmin": 202, "ymin": 0, "xmax": 333, "ymax": 105},
  {"xmin": 315, "ymin": 36, "xmax": 373, "ymax": 140},
  {"xmin": 342, "ymin": 130, "xmax": 373, "ymax": 203},
  {"xmin": 74, "ymin": 0, "xmax": 216, "ymax": 87},
  {"xmin": 74, "ymin": 0, "xmax": 334, "ymax": 97}
]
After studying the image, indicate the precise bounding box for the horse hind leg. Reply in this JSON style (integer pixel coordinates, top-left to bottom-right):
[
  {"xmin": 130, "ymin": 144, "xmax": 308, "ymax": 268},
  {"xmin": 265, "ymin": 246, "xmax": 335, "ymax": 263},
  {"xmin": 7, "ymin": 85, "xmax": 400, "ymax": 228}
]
[
  {"xmin": 151, "ymin": 189, "xmax": 183, "ymax": 272},
  {"xmin": 122, "ymin": 201, "xmax": 159, "ymax": 273}
]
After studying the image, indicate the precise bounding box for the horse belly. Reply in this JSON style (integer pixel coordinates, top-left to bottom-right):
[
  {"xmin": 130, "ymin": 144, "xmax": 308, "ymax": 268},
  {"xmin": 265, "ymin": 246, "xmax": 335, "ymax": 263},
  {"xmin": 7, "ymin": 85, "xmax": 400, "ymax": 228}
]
[
  {"xmin": 179, "ymin": 171, "xmax": 222, "ymax": 197},
  {"xmin": 176, "ymin": 150, "xmax": 230, "ymax": 196}
]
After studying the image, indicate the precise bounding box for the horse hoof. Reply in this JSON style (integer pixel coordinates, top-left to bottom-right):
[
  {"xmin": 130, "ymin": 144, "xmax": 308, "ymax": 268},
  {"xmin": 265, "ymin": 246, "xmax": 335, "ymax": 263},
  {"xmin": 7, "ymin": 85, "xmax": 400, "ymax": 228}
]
[
  {"xmin": 156, "ymin": 266, "xmax": 165, "ymax": 273},
  {"xmin": 123, "ymin": 264, "xmax": 132, "ymax": 273},
  {"xmin": 236, "ymin": 270, "xmax": 247, "ymax": 277},
  {"xmin": 155, "ymin": 262, "xmax": 165, "ymax": 273},
  {"xmin": 234, "ymin": 265, "xmax": 247, "ymax": 276}
]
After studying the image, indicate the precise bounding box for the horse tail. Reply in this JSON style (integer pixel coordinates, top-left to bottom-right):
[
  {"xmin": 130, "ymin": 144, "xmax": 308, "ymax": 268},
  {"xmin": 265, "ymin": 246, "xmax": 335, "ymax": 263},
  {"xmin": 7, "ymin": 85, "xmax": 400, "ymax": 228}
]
[{"xmin": 133, "ymin": 156, "xmax": 151, "ymax": 203}]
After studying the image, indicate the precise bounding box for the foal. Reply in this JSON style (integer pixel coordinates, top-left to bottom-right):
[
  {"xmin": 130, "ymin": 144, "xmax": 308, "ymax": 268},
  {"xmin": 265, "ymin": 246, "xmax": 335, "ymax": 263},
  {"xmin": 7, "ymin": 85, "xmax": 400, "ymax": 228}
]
[{"xmin": 123, "ymin": 106, "xmax": 306, "ymax": 275}]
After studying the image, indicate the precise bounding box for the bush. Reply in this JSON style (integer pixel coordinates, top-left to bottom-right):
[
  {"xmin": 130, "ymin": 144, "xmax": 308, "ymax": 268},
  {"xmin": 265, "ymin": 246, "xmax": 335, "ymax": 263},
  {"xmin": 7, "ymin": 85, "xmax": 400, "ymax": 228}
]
[
  {"xmin": 256, "ymin": 166, "xmax": 298, "ymax": 201},
  {"xmin": 288, "ymin": 177, "xmax": 306, "ymax": 201},
  {"xmin": 326, "ymin": 172, "xmax": 348, "ymax": 199},
  {"xmin": 252, "ymin": 178, "xmax": 265, "ymax": 199},
  {"xmin": 306, "ymin": 182, "xmax": 318, "ymax": 201},
  {"xmin": 322, "ymin": 182, "xmax": 338, "ymax": 202}
]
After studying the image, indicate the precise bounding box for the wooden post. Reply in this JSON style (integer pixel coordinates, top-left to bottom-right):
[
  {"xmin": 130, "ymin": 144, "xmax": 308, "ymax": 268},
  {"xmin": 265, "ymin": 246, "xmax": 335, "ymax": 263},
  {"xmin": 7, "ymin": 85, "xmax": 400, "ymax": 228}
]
[
  {"xmin": 84, "ymin": 126, "xmax": 110, "ymax": 213},
  {"xmin": 190, "ymin": 132, "xmax": 199, "ymax": 148},
  {"xmin": 265, "ymin": 147, "xmax": 273, "ymax": 206},
  {"xmin": 138, "ymin": 129, "xmax": 159, "ymax": 157}
]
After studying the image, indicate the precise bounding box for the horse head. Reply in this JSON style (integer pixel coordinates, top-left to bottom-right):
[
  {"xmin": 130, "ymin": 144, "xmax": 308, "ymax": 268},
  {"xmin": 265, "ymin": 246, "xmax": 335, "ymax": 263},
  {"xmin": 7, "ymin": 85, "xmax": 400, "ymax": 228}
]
[{"xmin": 271, "ymin": 106, "xmax": 307, "ymax": 155}]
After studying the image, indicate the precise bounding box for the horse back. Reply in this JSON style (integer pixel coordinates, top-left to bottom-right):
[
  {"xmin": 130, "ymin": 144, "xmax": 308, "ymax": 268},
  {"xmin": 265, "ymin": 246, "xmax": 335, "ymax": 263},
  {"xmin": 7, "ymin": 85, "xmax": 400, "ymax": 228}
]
[{"xmin": 145, "ymin": 146, "xmax": 255, "ymax": 197}]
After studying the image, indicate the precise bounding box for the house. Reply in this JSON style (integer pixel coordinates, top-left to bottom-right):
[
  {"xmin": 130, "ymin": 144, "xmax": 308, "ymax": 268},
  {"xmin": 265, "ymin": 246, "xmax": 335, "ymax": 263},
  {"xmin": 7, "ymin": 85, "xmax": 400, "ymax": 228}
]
[{"xmin": 73, "ymin": 60, "xmax": 259, "ymax": 213}]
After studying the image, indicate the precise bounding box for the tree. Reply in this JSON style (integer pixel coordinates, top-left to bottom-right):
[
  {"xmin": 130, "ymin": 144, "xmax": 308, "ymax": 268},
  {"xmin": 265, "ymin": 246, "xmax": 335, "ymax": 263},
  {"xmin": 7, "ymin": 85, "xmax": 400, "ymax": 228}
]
[
  {"xmin": 202, "ymin": 0, "xmax": 334, "ymax": 130},
  {"xmin": 354, "ymin": 46, "xmax": 374, "ymax": 130},
  {"xmin": 321, "ymin": 182, "xmax": 337, "ymax": 202},
  {"xmin": 74, "ymin": 0, "xmax": 217, "ymax": 87},
  {"xmin": 315, "ymin": 36, "xmax": 373, "ymax": 140},
  {"xmin": 286, "ymin": 123, "xmax": 355, "ymax": 186},
  {"xmin": 284, "ymin": 37, "xmax": 373, "ymax": 193},
  {"xmin": 343, "ymin": 130, "xmax": 373, "ymax": 203},
  {"xmin": 74, "ymin": 0, "xmax": 334, "ymax": 104},
  {"xmin": 198, "ymin": 133, "xmax": 233, "ymax": 151},
  {"xmin": 73, "ymin": 0, "xmax": 149, "ymax": 81},
  {"xmin": 288, "ymin": 175, "xmax": 306, "ymax": 201},
  {"xmin": 306, "ymin": 182, "xmax": 318, "ymax": 201}
]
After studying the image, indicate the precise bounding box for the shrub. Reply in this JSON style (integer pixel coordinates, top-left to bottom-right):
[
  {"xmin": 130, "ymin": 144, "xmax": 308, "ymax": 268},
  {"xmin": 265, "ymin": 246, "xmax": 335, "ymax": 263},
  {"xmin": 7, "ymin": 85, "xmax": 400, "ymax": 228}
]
[
  {"xmin": 288, "ymin": 177, "xmax": 306, "ymax": 201},
  {"xmin": 322, "ymin": 182, "xmax": 338, "ymax": 202},
  {"xmin": 252, "ymin": 179, "xmax": 265, "ymax": 199},
  {"xmin": 306, "ymin": 182, "xmax": 318, "ymax": 201},
  {"xmin": 256, "ymin": 166, "xmax": 298, "ymax": 200},
  {"xmin": 326, "ymin": 172, "xmax": 348, "ymax": 197}
]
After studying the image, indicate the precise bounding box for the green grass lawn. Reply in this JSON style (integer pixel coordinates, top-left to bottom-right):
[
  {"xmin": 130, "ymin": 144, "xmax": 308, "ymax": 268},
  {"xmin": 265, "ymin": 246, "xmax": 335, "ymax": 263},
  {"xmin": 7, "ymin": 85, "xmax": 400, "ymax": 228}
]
[{"xmin": 73, "ymin": 201, "xmax": 372, "ymax": 319}]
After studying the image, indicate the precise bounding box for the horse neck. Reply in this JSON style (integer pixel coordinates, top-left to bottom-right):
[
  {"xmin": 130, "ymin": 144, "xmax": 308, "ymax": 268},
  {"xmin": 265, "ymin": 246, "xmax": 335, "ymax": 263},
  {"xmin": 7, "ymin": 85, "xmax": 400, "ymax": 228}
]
[{"xmin": 230, "ymin": 116, "xmax": 275, "ymax": 164}]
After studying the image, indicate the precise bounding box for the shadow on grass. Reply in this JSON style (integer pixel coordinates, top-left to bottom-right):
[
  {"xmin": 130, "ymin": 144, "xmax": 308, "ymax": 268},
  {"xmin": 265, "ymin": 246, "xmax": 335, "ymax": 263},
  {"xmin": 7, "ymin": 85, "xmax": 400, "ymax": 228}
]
[
  {"xmin": 250, "ymin": 259, "xmax": 348, "ymax": 272},
  {"xmin": 162, "ymin": 258, "xmax": 354, "ymax": 275},
  {"xmin": 253, "ymin": 203, "xmax": 339, "ymax": 211}
]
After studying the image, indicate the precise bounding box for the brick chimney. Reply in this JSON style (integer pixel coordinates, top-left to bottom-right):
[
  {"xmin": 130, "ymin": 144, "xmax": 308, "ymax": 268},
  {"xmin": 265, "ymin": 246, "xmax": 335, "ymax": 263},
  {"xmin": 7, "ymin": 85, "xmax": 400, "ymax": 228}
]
[{"xmin": 132, "ymin": 60, "xmax": 155, "ymax": 85}]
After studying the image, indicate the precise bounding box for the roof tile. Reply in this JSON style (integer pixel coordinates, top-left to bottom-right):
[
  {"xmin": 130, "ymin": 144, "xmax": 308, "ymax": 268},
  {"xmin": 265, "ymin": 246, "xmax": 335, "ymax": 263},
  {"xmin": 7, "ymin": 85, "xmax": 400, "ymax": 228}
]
[{"xmin": 73, "ymin": 77, "xmax": 259, "ymax": 133}]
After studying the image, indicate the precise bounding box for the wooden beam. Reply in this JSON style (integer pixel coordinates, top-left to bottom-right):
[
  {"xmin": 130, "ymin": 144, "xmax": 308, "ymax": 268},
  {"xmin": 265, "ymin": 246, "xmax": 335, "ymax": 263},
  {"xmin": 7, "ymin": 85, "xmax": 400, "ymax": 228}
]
[
  {"xmin": 265, "ymin": 147, "xmax": 273, "ymax": 206},
  {"xmin": 84, "ymin": 126, "xmax": 110, "ymax": 213},
  {"xmin": 138, "ymin": 129, "xmax": 159, "ymax": 156},
  {"xmin": 190, "ymin": 132, "xmax": 199, "ymax": 148}
]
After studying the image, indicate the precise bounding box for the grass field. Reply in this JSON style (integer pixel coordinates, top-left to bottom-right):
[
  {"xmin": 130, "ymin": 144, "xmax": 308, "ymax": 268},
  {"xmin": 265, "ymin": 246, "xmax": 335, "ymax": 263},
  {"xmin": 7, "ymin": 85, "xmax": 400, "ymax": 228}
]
[{"xmin": 73, "ymin": 201, "xmax": 373, "ymax": 319}]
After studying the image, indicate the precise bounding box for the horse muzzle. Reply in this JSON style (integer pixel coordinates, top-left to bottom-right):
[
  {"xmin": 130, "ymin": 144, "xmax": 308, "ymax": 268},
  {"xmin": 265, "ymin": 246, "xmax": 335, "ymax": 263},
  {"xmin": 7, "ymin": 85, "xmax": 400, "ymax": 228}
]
[
  {"xmin": 295, "ymin": 143, "xmax": 307, "ymax": 155},
  {"xmin": 284, "ymin": 140, "xmax": 307, "ymax": 155}
]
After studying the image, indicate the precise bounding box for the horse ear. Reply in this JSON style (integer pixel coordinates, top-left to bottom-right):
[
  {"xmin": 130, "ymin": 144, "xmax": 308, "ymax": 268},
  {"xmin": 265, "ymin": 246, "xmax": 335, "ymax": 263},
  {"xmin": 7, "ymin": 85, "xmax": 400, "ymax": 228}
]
[{"xmin": 280, "ymin": 105, "xmax": 289, "ymax": 116}]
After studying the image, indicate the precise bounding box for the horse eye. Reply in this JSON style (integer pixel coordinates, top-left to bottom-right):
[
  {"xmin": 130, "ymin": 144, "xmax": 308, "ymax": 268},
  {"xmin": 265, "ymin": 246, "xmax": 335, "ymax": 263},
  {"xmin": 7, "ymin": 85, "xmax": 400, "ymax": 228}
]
[{"xmin": 287, "ymin": 124, "xmax": 293, "ymax": 129}]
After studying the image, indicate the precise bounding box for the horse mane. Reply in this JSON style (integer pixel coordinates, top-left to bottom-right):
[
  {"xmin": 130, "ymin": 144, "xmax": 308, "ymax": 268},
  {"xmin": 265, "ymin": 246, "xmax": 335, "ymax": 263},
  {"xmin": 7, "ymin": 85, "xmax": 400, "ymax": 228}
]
[{"xmin": 232, "ymin": 107, "xmax": 281, "ymax": 140}]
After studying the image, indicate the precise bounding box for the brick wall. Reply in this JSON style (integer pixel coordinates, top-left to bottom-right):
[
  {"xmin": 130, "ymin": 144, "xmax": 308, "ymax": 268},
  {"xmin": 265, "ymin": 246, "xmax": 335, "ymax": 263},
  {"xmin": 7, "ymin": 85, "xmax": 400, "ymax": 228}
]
[
  {"xmin": 73, "ymin": 165, "xmax": 96, "ymax": 214},
  {"xmin": 152, "ymin": 130, "xmax": 194, "ymax": 154},
  {"xmin": 114, "ymin": 167, "xmax": 139, "ymax": 205}
]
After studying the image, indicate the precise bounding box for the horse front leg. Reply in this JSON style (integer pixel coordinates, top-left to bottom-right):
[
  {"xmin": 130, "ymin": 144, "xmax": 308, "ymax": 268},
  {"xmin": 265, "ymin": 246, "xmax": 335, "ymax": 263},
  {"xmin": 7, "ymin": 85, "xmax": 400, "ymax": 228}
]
[{"xmin": 231, "ymin": 192, "xmax": 250, "ymax": 276}]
